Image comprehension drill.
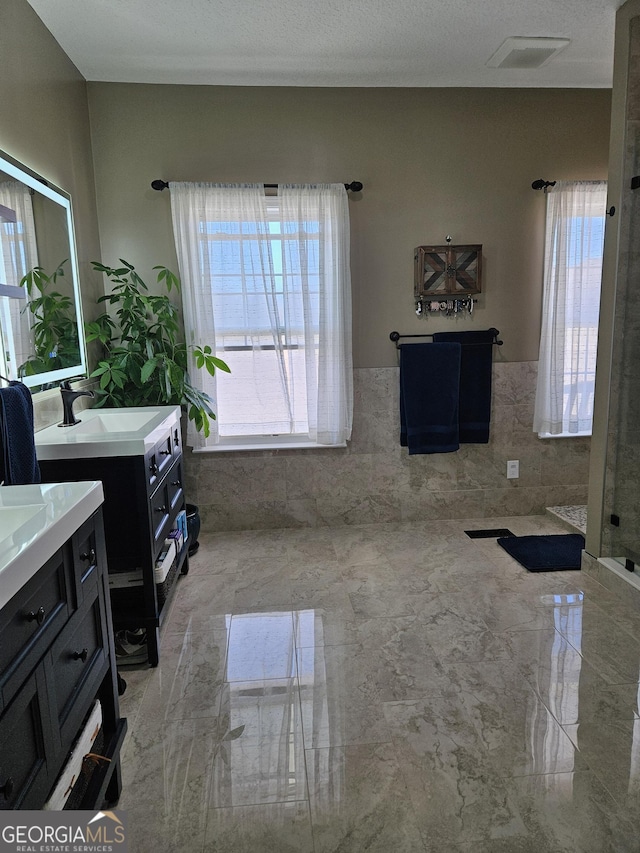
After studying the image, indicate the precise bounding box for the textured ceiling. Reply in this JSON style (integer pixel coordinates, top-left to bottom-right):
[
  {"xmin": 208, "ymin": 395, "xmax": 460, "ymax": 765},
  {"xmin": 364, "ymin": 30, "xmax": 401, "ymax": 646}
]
[{"xmin": 26, "ymin": 0, "xmax": 622, "ymax": 87}]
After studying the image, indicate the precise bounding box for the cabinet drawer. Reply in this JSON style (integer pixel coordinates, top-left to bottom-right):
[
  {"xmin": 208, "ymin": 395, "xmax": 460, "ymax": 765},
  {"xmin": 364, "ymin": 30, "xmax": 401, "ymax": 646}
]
[
  {"xmin": 171, "ymin": 422, "xmax": 182, "ymax": 458},
  {"xmin": 47, "ymin": 591, "xmax": 106, "ymax": 744},
  {"xmin": 145, "ymin": 429, "xmax": 174, "ymax": 494},
  {"xmin": 72, "ymin": 513, "xmax": 104, "ymax": 596},
  {"xmin": 0, "ymin": 666, "xmax": 53, "ymax": 810},
  {"xmin": 156, "ymin": 431, "xmax": 174, "ymax": 476},
  {"xmin": 150, "ymin": 480, "xmax": 172, "ymax": 553},
  {"xmin": 167, "ymin": 459, "xmax": 184, "ymax": 512},
  {"xmin": 145, "ymin": 444, "xmax": 160, "ymax": 493},
  {"xmin": 0, "ymin": 548, "xmax": 73, "ymax": 709}
]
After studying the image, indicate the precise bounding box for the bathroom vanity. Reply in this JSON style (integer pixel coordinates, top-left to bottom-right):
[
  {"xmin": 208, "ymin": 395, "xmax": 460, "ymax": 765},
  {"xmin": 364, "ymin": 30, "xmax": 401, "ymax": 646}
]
[
  {"xmin": 0, "ymin": 481, "xmax": 126, "ymax": 809},
  {"xmin": 35, "ymin": 406, "xmax": 189, "ymax": 667}
]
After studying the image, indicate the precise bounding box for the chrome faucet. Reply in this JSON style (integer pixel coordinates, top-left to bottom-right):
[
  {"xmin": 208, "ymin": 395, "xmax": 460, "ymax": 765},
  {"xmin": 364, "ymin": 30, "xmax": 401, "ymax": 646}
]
[{"xmin": 59, "ymin": 380, "xmax": 95, "ymax": 427}]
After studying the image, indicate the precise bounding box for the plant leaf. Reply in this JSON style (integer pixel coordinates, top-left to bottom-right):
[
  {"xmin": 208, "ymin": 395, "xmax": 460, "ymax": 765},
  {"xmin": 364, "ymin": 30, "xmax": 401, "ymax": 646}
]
[
  {"xmin": 223, "ymin": 725, "xmax": 245, "ymax": 742},
  {"xmin": 140, "ymin": 358, "xmax": 157, "ymax": 383}
]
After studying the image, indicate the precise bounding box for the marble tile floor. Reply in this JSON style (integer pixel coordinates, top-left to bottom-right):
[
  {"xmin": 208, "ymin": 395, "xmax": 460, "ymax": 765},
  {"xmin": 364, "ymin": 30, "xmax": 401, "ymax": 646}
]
[{"xmin": 116, "ymin": 515, "xmax": 640, "ymax": 852}]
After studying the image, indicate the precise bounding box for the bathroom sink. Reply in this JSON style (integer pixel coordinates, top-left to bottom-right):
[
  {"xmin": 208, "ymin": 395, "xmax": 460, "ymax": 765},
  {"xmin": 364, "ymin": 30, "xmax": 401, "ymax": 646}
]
[
  {"xmin": 0, "ymin": 504, "xmax": 46, "ymax": 547},
  {"xmin": 71, "ymin": 411, "xmax": 159, "ymax": 434},
  {"xmin": 35, "ymin": 405, "xmax": 181, "ymax": 459},
  {"xmin": 0, "ymin": 482, "xmax": 104, "ymax": 609},
  {"xmin": 0, "ymin": 503, "xmax": 44, "ymax": 527}
]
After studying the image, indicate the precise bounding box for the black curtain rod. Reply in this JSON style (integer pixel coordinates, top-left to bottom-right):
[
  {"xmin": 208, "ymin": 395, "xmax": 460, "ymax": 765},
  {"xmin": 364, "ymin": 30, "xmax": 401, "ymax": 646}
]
[
  {"xmin": 531, "ymin": 179, "xmax": 556, "ymax": 192},
  {"xmin": 389, "ymin": 329, "xmax": 503, "ymax": 349},
  {"xmin": 151, "ymin": 179, "xmax": 363, "ymax": 193},
  {"xmin": 532, "ymin": 178, "xmax": 615, "ymax": 215}
]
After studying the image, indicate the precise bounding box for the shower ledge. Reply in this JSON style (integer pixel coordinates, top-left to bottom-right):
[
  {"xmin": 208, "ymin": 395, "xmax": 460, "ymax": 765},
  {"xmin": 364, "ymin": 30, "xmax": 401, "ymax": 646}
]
[{"xmin": 546, "ymin": 505, "xmax": 586, "ymax": 535}]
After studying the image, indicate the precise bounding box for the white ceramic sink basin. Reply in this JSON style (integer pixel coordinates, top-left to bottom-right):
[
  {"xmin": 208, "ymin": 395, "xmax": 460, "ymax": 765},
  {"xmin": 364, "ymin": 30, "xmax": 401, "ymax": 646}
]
[
  {"xmin": 71, "ymin": 411, "xmax": 159, "ymax": 434},
  {"xmin": 0, "ymin": 505, "xmax": 47, "ymax": 550},
  {"xmin": 0, "ymin": 504, "xmax": 44, "ymax": 530},
  {"xmin": 35, "ymin": 405, "xmax": 181, "ymax": 459}
]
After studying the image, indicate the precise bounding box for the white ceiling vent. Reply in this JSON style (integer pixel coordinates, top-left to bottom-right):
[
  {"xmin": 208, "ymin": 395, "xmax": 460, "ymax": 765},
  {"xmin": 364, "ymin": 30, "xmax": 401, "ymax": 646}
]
[{"xmin": 486, "ymin": 37, "xmax": 570, "ymax": 70}]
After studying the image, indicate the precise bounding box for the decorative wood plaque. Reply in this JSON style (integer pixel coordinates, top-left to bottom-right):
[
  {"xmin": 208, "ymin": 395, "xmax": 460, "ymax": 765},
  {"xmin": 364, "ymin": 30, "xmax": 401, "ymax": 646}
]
[{"xmin": 414, "ymin": 244, "xmax": 482, "ymax": 298}]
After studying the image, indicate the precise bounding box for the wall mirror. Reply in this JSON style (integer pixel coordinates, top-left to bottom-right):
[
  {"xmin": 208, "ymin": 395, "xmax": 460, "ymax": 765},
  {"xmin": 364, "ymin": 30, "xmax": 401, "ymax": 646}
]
[{"xmin": 0, "ymin": 149, "xmax": 86, "ymax": 391}]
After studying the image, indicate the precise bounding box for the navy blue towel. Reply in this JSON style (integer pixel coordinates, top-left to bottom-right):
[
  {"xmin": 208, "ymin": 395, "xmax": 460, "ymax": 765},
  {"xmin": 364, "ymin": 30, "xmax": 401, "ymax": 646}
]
[
  {"xmin": 400, "ymin": 342, "xmax": 461, "ymax": 454},
  {"xmin": 0, "ymin": 381, "xmax": 41, "ymax": 485},
  {"xmin": 432, "ymin": 330, "xmax": 494, "ymax": 443}
]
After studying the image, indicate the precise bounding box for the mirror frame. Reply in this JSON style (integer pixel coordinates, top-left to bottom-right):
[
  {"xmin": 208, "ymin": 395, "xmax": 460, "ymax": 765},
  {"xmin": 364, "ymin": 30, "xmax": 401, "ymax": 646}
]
[{"xmin": 0, "ymin": 149, "xmax": 87, "ymax": 389}]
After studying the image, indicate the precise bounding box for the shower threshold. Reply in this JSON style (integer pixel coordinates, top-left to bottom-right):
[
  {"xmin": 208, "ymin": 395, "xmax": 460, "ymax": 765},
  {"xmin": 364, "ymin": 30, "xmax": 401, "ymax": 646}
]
[{"xmin": 546, "ymin": 505, "xmax": 586, "ymax": 535}]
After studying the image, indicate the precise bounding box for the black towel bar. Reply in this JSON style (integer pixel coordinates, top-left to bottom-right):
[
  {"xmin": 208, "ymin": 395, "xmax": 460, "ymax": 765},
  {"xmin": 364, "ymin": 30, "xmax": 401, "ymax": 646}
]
[{"xmin": 390, "ymin": 329, "xmax": 503, "ymax": 349}]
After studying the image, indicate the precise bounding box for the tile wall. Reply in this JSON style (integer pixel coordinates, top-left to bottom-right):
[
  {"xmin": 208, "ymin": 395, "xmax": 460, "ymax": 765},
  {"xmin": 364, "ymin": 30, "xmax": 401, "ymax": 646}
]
[
  {"xmin": 598, "ymin": 15, "xmax": 640, "ymax": 561},
  {"xmin": 184, "ymin": 362, "xmax": 590, "ymax": 533}
]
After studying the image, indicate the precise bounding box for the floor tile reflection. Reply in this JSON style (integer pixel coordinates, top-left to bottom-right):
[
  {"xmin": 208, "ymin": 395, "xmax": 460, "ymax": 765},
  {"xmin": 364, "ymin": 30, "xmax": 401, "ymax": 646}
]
[
  {"xmin": 117, "ymin": 515, "xmax": 640, "ymax": 852},
  {"xmin": 203, "ymin": 802, "xmax": 315, "ymax": 853}
]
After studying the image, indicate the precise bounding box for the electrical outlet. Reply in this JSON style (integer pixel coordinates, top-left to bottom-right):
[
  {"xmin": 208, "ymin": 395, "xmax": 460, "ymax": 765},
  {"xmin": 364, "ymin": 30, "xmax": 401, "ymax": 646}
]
[{"xmin": 507, "ymin": 460, "xmax": 519, "ymax": 479}]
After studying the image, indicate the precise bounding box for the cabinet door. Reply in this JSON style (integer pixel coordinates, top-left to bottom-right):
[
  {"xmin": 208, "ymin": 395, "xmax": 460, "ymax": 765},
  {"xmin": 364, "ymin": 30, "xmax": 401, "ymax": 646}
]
[
  {"xmin": 414, "ymin": 244, "xmax": 482, "ymax": 297},
  {"xmin": 0, "ymin": 547, "xmax": 73, "ymax": 713},
  {"xmin": 0, "ymin": 666, "xmax": 54, "ymax": 809},
  {"xmin": 47, "ymin": 584, "xmax": 108, "ymax": 749}
]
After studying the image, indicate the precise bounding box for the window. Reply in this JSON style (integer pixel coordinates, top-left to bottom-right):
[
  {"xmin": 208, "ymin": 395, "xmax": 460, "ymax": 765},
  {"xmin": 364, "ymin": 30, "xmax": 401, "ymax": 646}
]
[
  {"xmin": 533, "ymin": 181, "xmax": 607, "ymax": 437},
  {"xmin": 170, "ymin": 183, "xmax": 353, "ymax": 450},
  {"xmin": 0, "ymin": 182, "xmax": 37, "ymax": 379}
]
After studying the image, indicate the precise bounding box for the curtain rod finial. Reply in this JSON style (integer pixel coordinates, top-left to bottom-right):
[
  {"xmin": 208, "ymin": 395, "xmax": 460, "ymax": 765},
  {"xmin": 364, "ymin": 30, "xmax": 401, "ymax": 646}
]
[{"xmin": 532, "ymin": 179, "xmax": 556, "ymax": 192}]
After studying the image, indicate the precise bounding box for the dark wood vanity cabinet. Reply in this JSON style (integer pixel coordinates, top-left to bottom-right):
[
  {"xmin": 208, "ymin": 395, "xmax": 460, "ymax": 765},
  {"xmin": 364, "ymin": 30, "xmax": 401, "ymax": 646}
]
[
  {"xmin": 0, "ymin": 509, "xmax": 126, "ymax": 810},
  {"xmin": 40, "ymin": 420, "xmax": 189, "ymax": 667}
]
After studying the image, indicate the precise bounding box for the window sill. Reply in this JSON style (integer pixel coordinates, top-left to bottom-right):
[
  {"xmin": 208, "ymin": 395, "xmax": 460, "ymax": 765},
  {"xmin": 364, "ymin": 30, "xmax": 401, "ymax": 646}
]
[
  {"xmin": 192, "ymin": 436, "xmax": 347, "ymax": 453},
  {"xmin": 537, "ymin": 431, "xmax": 592, "ymax": 439}
]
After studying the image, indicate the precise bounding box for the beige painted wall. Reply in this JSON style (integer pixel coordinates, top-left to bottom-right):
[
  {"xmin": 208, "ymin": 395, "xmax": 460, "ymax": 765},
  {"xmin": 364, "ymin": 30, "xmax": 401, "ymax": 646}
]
[
  {"xmin": 0, "ymin": 2, "xmax": 608, "ymax": 529},
  {"xmin": 87, "ymin": 83, "xmax": 611, "ymax": 367},
  {"xmin": 0, "ymin": 0, "xmax": 102, "ymax": 331}
]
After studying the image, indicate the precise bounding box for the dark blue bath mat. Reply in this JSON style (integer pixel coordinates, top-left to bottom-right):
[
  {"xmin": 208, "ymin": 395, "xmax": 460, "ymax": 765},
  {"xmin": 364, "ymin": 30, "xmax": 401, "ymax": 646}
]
[{"xmin": 497, "ymin": 533, "xmax": 585, "ymax": 572}]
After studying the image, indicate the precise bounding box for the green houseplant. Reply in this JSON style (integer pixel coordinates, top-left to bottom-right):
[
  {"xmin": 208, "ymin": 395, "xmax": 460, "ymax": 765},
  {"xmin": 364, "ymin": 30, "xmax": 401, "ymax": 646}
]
[
  {"xmin": 86, "ymin": 259, "xmax": 229, "ymax": 437},
  {"xmin": 19, "ymin": 260, "xmax": 80, "ymax": 378}
]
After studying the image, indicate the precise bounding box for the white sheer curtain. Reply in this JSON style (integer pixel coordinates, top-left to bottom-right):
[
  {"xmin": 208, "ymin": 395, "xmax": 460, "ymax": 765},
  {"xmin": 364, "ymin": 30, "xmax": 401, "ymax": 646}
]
[
  {"xmin": 533, "ymin": 180, "xmax": 607, "ymax": 437},
  {"xmin": 0, "ymin": 181, "xmax": 38, "ymax": 378},
  {"xmin": 170, "ymin": 182, "xmax": 353, "ymax": 449}
]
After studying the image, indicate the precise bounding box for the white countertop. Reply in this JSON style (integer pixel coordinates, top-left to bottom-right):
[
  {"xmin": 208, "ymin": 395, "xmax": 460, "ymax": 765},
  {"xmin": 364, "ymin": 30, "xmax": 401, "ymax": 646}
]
[
  {"xmin": 0, "ymin": 480, "xmax": 104, "ymax": 609},
  {"xmin": 34, "ymin": 405, "xmax": 181, "ymax": 459}
]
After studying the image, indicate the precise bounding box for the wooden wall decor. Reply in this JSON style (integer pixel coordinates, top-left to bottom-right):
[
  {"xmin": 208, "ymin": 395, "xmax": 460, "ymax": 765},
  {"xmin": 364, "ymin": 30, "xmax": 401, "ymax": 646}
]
[{"xmin": 414, "ymin": 244, "xmax": 482, "ymax": 299}]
